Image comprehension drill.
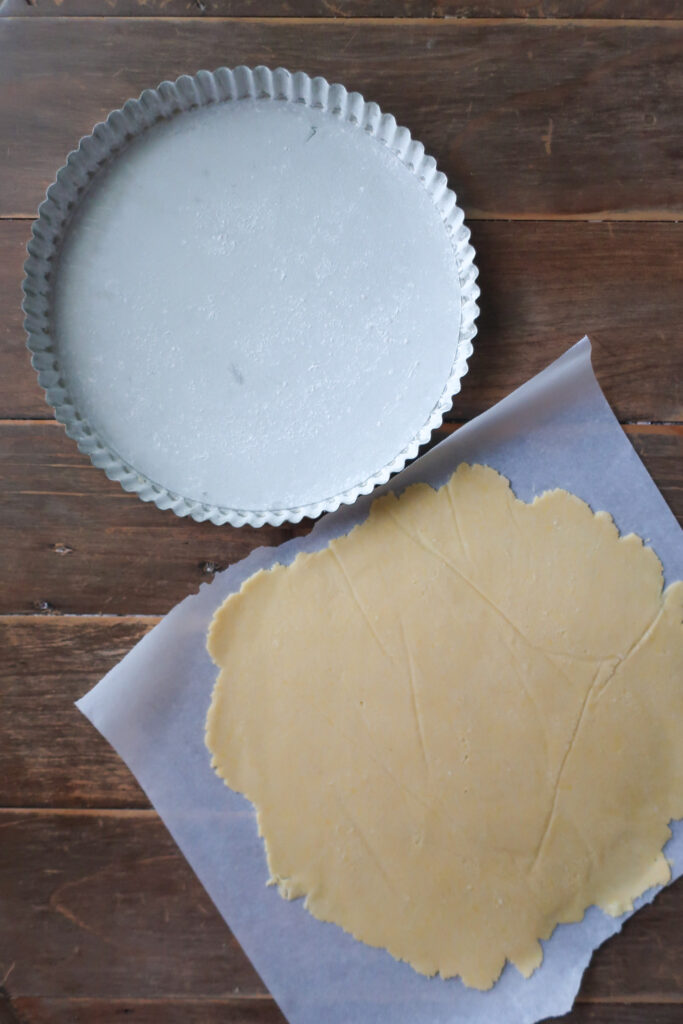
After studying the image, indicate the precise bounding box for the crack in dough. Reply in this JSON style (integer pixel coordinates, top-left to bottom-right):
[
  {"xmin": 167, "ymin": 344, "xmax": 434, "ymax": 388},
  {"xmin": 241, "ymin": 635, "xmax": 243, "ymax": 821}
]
[{"xmin": 206, "ymin": 463, "xmax": 683, "ymax": 989}]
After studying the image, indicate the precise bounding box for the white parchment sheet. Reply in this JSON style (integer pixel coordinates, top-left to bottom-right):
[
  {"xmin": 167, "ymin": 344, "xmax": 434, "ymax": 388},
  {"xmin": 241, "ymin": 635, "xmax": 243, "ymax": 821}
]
[{"xmin": 78, "ymin": 338, "xmax": 683, "ymax": 1024}]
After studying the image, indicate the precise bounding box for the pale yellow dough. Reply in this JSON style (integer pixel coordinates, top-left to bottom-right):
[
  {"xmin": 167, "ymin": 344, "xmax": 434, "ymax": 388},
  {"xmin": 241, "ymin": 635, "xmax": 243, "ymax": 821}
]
[{"xmin": 206, "ymin": 464, "xmax": 683, "ymax": 989}]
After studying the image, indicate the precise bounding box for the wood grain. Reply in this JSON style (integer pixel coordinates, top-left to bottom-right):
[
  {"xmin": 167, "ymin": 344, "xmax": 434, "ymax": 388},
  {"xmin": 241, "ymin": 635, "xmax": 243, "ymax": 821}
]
[
  {"xmin": 1, "ymin": 20, "xmax": 682, "ymax": 219},
  {"xmin": 3, "ymin": 219, "xmax": 683, "ymax": 424},
  {"xmin": 2, "ymin": 5, "xmax": 682, "ymax": 1020},
  {"xmin": 1, "ymin": 617, "xmax": 153, "ymax": 808},
  {"xmin": 0, "ymin": 810, "xmax": 681, "ymax": 1009},
  {"xmin": 547, "ymin": 1009, "xmax": 683, "ymax": 1024},
  {"xmin": 9, "ymin": 998, "xmax": 285, "ymax": 1024},
  {"xmin": 460, "ymin": 221, "xmax": 683, "ymax": 424},
  {"xmin": 0, "ymin": 220, "xmax": 40, "ymax": 419},
  {"xmin": 1, "ymin": 422, "xmax": 681, "ymax": 615},
  {"xmin": 0, "ymin": 421, "xmax": 309, "ymax": 615},
  {"xmin": 0, "ymin": 810, "xmax": 268, "ymax": 1000},
  {"xmin": 7, "ymin": 998, "xmax": 683, "ymax": 1024},
  {"xmin": 2, "ymin": 0, "xmax": 682, "ymax": 19}
]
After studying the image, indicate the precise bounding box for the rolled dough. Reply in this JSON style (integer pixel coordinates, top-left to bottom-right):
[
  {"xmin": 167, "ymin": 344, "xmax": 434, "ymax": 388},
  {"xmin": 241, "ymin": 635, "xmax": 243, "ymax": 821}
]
[{"xmin": 206, "ymin": 463, "xmax": 683, "ymax": 989}]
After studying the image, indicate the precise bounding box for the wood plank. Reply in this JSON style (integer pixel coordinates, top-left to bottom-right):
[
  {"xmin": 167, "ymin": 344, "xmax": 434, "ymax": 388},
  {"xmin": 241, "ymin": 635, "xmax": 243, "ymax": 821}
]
[
  {"xmin": 1, "ymin": 617, "xmax": 154, "ymax": 808},
  {"xmin": 1, "ymin": 20, "xmax": 681, "ymax": 218},
  {"xmin": 460, "ymin": 221, "xmax": 683, "ymax": 425},
  {"xmin": 0, "ymin": 810, "xmax": 681, "ymax": 1005},
  {"xmin": 550, "ymin": 1009, "xmax": 683, "ymax": 1024},
  {"xmin": 4, "ymin": 219, "xmax": 683, "ymax": 423},
  {"xmin": 623, "ymin": 427, "xmax": 683, "ymax": 539},
  {"xmin": 9, "ymin": 997, "xmax": 284, "ymax": 1024},
  {"xmin": 0, "ymin": 810, "xmax": 269, "ymax": 1000},
  {"xmin": 0, "ymin": 422, "xmax": 310, "ymax": 616},
  {"xmin": 2, "ymin": 1, "xmax": 682, "ymax": 17},
  {"xmin": 1, "ymin": 422, "xmax": 681, "ymax": 615},
  {"xmin": 0, "ymin": 220, "xmax": 45, "ymax": 420},
  {"xmin": 7, "ymin": 999, "xmax": 683, "ymax": 1024}
]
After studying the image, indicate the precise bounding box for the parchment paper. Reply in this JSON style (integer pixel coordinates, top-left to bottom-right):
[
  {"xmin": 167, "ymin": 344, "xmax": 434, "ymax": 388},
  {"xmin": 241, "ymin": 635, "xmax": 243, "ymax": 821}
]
[{"xmin": 78, "ymin": 337, "xmax": 683, "ymax": 1024}]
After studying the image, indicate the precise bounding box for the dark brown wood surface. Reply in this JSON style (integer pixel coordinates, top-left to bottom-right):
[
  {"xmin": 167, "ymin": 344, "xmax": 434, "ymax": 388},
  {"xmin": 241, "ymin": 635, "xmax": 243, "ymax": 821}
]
[
  {"xmin": 0, "ymin": 7, "xmax": 681, "ymax": 1024},
  {"xmin": 2, "ymin": 1, "xmax": 682, "ymax": 19},
  {"xmin": 2, "ymin": 20, "xmax": 683, "ymax": 219}
]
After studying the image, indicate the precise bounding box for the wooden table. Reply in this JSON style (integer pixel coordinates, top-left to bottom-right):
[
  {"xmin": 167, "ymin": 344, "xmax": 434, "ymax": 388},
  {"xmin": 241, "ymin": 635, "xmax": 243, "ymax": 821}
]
[{"xmin": 1, "ymin": 3, "xmax": 682, "ymax": 1022}]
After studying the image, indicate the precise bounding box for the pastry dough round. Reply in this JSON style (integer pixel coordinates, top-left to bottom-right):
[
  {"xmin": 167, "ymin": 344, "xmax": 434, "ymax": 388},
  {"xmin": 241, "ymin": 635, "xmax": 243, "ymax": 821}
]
[{"xmin": 206, "ymin": 464, "xmax": 683, "ymax": 988}]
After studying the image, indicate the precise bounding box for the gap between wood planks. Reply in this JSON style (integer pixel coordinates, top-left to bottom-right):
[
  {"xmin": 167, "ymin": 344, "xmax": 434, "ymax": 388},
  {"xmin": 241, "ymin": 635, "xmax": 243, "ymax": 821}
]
[
  {"xmin": 6, "ymin": 994, "xmax": 683, "ymax": 1008},
  {"xmin": 2, "ymin": 418, "xmax": 682, "ymax": 428},
  {"xmin": 0, "ymin": 15, "xmax": 682, "ymax": 25},
  {"xmin": 0, "ymin": 807, "xmax": 160, "ymax": 817},
  {"xmin": 4, "ymin": 211, "xmax": 683, "ymax": 222},
  {"xmin": 0, "ymin": 612, "xmax": 162, "ymax": 620}
]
